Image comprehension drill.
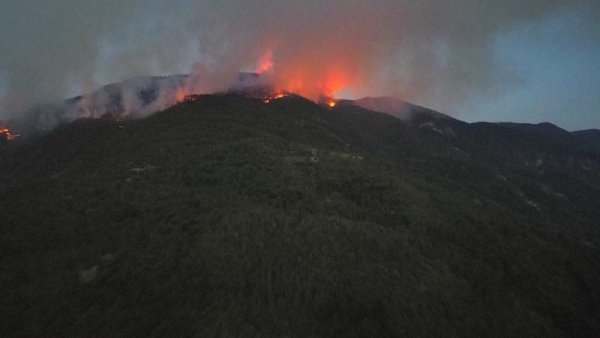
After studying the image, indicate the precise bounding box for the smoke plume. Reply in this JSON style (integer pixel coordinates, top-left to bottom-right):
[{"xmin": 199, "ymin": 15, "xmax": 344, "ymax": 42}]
[{"xmin": 1, "ymin": 0, "xmax": 598, "ymax": 124}]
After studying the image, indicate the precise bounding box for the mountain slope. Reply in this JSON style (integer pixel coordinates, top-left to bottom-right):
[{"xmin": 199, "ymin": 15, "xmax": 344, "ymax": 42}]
[
  {"xmin": 573, "ymin": 129, "xmax": 600, "ymax": 153},
  {"xmin": 1, "ymin": 94, "xmax": 599, "ymax": 336},
  {"xmin": 12, "ymin": 75, "xmax": 189, "ymax": 134}
]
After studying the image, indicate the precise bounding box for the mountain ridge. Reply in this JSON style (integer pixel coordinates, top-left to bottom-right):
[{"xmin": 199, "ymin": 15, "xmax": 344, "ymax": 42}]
[{"xmin": 6, "ymin": 74, "xmax": 599, "ymax": 139}]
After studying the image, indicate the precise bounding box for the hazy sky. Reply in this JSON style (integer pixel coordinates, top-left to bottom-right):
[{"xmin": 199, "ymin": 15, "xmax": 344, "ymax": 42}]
[{"xmin": 0, "ymin": 0, "xmax": 599, "ymax": 130}]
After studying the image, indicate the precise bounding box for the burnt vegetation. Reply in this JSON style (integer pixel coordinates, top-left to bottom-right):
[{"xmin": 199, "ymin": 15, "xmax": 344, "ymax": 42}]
[{"xmin": 1, "ymin": 94, "xmax": 600, "ymax": 336}]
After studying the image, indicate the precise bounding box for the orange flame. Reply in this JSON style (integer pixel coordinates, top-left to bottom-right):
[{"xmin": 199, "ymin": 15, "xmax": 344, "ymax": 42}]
[
  {"xmin": 263, "ymin": 92, "xmax": 287, "ymax": 104},
  {"xmin": 256, "ymin": 50, "xmax": 274, "ymax": 74},
  {"xmin": 175, "ymin": 89, "xmax": 189, "ymax": 103},
  {"xmin": 176, "ymin": 92, "xmax": 201, "ymax": 104},
  {"xmin": 0, "ymin": 127, "xmax": 21, "ymax": 141},
  {"xmin": 256, "ymin": 48, "xmax": 351, "ymax": 102}
]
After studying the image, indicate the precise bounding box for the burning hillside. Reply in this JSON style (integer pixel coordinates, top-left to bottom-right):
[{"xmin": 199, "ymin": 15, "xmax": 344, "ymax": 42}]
[
  {"xmin": 3, "ymin": 1, "xmax": 599, "ymax": 136},
  {"xmin": 16, "ymin": 66, "xmax": 351, "ymax": 136},
  {"xmin": 250, "ymin": 50, "xmax": 351, "ymax": 101}
]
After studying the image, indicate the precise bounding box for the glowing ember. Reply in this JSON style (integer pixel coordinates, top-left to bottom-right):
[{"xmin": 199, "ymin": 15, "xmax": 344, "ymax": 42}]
[
  {"xmin": 175, "ymin": 88, "xmax": 190, "ymax": 103},
  {"xmin": 316, "ymin": 96, "xmax": 338, "ymax": 108},
  {"xmin": 175, "ymin": 91, "xmax": 201, "ymax": 104},
  {"xmin": 182, "ymin": 95, "xmax": 200, "ymax": 103},
  {"xmin": 0, "ymin": 127, "xmax": 21, "ymax": 141},
  {"xmin": 263, "ymin": 92, "xmax": 287, "ymax": 104}
]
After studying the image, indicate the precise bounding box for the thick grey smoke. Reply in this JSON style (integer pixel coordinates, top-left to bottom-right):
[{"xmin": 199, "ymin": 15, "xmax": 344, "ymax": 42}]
[{"xmin": 1, "ymin": 0, "xmax": 598, "ymax": 122}]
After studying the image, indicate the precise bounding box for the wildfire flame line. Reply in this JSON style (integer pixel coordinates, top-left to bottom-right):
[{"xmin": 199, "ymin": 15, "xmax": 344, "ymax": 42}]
[
  {"xmin": 264, "ymin": 92, "xmax": 287, "ymax": 104},
  {"xmin": 0, "ymin": 127, "xmax": 21, "ymax": 141}
]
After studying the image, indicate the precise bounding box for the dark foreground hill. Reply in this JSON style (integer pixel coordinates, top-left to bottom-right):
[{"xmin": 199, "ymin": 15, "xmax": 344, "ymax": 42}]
[{"xmin": 1, "ymin": 94, "xmax": 599, "ymax": 336}]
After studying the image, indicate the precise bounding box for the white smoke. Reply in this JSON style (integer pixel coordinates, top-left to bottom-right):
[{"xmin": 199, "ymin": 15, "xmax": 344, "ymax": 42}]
[{"xmin": 1, "ymin": 0, "xmax": 598, "ymax": 127}]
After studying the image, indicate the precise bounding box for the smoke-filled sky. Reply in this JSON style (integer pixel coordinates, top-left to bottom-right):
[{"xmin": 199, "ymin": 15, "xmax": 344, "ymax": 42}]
[{"xmin": 1, "ymin": 0, "xmax": 599, "ymax": 130}]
